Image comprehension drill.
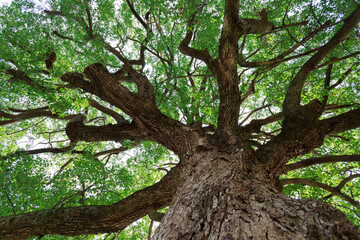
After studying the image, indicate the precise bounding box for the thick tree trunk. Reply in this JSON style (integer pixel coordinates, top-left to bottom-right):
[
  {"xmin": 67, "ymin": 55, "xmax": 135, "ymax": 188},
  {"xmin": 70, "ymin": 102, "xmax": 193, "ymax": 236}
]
[{"xmin": 152, "ymin": 150, "xmax": 360, "ymax": 239}]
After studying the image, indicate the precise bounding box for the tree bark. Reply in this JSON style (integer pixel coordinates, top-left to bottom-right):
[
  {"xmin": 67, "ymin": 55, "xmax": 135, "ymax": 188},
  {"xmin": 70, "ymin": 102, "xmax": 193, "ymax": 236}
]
[{"xmin": 152, "ymin": 150, "xmax": 360, "ymax": 239}]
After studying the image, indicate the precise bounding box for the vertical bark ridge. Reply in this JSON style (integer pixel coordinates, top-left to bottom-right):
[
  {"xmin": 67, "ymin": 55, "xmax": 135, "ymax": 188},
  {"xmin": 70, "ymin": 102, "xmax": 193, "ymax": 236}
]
[{"xmin": 216, "ymin": 0, "xmax": 242, "ymax": 144}]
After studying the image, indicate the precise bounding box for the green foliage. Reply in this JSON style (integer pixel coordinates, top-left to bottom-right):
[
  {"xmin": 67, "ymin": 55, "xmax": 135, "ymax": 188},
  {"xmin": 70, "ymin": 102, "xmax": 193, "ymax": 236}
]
[{"xmin": 0, "ymin": 0, "xmax": 360, "ymax": 238}]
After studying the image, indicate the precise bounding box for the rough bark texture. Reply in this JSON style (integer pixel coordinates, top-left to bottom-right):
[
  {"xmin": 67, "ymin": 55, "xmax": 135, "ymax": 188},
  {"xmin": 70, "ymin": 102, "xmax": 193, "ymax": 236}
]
[
  {"xmin": 153, "ymin": 150, "xmax": 360, "ymax": 240},
  {"xmin": 1, "ymin": 1, "xmax": 360, "ymax": 239}
]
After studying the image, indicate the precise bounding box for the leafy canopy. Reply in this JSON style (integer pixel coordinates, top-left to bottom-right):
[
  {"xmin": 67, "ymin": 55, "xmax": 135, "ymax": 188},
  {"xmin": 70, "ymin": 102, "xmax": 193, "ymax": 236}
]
[{"xmin": 0, "ymin": 0, "xmax": 360, "ymax": 238}]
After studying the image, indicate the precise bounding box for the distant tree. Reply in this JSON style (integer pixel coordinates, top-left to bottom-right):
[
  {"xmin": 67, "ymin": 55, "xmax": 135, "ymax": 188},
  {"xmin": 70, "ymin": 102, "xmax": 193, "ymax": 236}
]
[{"xmin": 0, "ymin": 0, "xmax": 360, "ymax": 239}]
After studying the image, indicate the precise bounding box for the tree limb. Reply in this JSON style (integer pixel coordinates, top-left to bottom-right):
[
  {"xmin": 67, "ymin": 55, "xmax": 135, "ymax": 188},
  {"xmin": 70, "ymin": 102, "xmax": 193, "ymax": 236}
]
[
  {"xmin": 239, "ymin": 103, "xmax": 356, "ymax": 137},
  {"xmin": 283, "ymin": 155, "xmax": 360, "ymax": 172},
  {"xmin": 283, "ymin": 6, "xmax": 360, "ymax": 116},
  {"xmin": 328, "ymin": 65, "xmax": 354, "ymax": 90},
  {"xmin": 126, "ymin": 0, "xmax": 148, "ymax": 30},
  {"xmin": 237, "ymin": 21, "xmax": 331, "ymax": 68},
  {"xmin": 178, "ymin": 3, "xmax": 213, "ymax": 66},
  {"xmin": 60, "ymin": 66, "xmax": 195, "ymax": 155},
  {"xmin": 280, "ymin": 178, "xmax": 359, "ymax": 207},
  {"xmin": 0, "ymin": 108, "xmax": 74, "ymax": 126},
  {"xmin": 323, "ymin": 174, "xmax": 360, "ymax": 200},
  {"xmin": 215, "ymin": 0, "xmax": 242, "ymax": 143},
  {"xmin": 0, "ymin": 163, "xmax": 183, "ymax": 239},
  {"xmin": 320, "ymin": 108, "xmax": 360, "ymax": 135},
  {"xmin": 65, "ymin": 116, "xmax": 146, "ymax": 143},
  {"xmin": 5, "ymin": 69, "xmax": 45, "ymax": 92},
  {"xmin": 317, "ymin": 51, "xmax": 360, "ymax": 68},
  {"xmin": 88, "ymin": 99, "xmax": 129, "ymax": 124}
]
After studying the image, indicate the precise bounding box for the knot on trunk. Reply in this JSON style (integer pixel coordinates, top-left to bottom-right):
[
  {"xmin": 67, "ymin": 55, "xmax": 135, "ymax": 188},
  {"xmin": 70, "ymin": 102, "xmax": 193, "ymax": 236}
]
[
  {"xmin": 84, "ymin": 63, "xmax": 113, "ymax": 84},
  {"xmin": 60, "ymin": 72, "xmax": 86, "ymax": 85},
  {"xmin": 65, "ymin": 114, "xmax": 87, "ymax": 142},
  {"xmin": 239, "ymin": 18, "xmax": 274, "ymax": 34}
]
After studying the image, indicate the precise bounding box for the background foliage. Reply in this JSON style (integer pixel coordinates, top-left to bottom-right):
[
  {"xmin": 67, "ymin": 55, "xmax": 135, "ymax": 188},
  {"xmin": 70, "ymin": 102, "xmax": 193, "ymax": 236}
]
[{"xmin": 0, "ymin": 0, "xmax": 359, "ymax": 238}]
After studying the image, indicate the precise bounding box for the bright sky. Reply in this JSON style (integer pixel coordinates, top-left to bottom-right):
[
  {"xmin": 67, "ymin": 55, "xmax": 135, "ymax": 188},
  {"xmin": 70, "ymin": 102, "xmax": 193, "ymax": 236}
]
[{"xmin": 0, "ymin": 0, "xmax": 12, "ymax": 6}]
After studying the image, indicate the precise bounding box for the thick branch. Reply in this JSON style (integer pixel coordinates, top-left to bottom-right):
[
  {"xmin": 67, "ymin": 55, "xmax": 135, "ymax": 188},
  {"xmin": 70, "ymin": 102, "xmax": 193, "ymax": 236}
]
[
  {"xmin": 0, "ymin": 164, "xmax": 183, "ymax": 239},
  {"xmin": 65, "ymin": 117, "xmax": 146, "ymax": 143},
  {"xmin": 320, "ymin": 108, "xmax": 360, "ymax": 135},
  {"xmin": 283, "ymin": 6, "xmax": 360, "ymax": 115},
  {"xmin": 280, "ymin": 178, "xmax": 359, "ymax": 207},
  {"xmin": 61, "ymin": 65, "xmax": 195, "ymax": 155},
  {"xmin": 336, "ymin": 174, "xmax": 360, "ymax": 190},
  {"xmin": 44, "ymin": 10, "xmax": 65, "ymax": 16},
  {"xmin": 283, "ymin": 155, "xmax": 360, "ymax": 172},
  {"xmin": 52, "ymin": 30, "xmax": 78, "ymax": 42},
  {"xmin": 215, "ymin": 0, "xmax": 242, "ymax": 143}
]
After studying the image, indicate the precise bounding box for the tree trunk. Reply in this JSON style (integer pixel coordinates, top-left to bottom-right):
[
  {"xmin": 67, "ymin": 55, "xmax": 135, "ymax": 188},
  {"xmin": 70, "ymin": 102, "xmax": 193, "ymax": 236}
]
[{"xmin": 152, "ymin": 149, "xmax": 360, "ymax": 239}]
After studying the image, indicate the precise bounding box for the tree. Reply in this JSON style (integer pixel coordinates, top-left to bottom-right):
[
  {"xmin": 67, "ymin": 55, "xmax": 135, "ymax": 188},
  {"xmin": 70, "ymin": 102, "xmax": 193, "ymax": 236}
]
[{"xmin": 0, "ymin": 0, "xmax": 360, "ymax": 238}]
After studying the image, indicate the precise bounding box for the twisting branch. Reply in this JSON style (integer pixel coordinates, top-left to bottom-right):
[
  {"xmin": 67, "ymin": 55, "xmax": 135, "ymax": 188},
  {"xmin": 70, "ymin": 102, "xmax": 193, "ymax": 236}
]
[
  {"xmin": 283, "ymin": 155, "xmax": 360, "ymax": 173},
  {"xmin": 280, "ymin": 178, "xmax": 359, "ymax": 207},
  {"xmin": 178, "ymin": 3, "xmax": 213, "ymax": 67},
  {"xmin": 283, "ymin": 6, "xmax": 360, "ymax": 116},
  {"xmin": 60, "ymin": 66, "xmax": 192, "ymax": 155}
]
